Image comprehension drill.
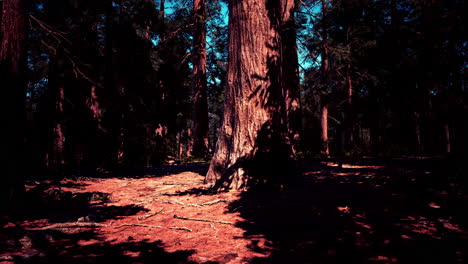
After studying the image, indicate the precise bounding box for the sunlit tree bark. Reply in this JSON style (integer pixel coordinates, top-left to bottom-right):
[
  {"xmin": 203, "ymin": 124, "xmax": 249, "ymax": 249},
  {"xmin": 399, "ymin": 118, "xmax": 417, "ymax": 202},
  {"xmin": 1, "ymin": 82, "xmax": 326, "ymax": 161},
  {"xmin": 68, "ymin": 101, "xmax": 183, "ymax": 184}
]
[
  {"xmin": 320, "ymin": 0, "xmax": 330, "ymax": 157},
  {"xmin": 205, "ymin": 0, "xmax": 292, "ymax": 190}
]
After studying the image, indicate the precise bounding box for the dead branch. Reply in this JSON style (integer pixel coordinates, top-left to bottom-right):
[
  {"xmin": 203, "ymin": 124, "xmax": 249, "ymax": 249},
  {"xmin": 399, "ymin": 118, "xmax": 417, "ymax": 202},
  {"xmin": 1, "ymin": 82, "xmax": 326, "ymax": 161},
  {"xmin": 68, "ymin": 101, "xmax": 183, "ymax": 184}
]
[
  {"xmin": 138, "ymin": 208, "xmax": 165, "ymax": 221},
  {"xmin": 29, "ymin": 15, "xmax": 104, "ymax": 89},
  {"xmin": 199, "ymin": 199, "xmax": 229, "ymax": 206},
  {"xmin": 29, "ymin": 15, "xmax": 71, "ymax": 45},
  {"xmin": 167, "ymin": 199, "xmax": 228, "ymax": 207},
  {"xmin": 27, "ymin": 221, "xmax": 192, "ymax": 232},
  {"xmin": 115, "ymin": 223, "xmax": 192, "ymax": 232},
  {"xmin": 25, "ymin": 222, "xmax": 107, "ymax": 230},
  {"xmin": 173, "ymin": 214, "xmax": 235, "ymax": 225},
  {"xmin": 162, "ymin": 182, "xmax": 195, "ymax": 186}
]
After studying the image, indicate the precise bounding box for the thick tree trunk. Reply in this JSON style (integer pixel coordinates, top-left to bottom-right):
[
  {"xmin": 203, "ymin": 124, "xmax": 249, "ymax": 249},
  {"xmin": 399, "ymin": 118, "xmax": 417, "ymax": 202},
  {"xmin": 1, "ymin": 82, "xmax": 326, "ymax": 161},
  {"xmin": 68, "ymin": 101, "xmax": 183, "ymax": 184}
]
[
  {"xmin": 0, "ymin": 0, "xmax": 27, "ymax": 210},
  {"xmin": 191, "ymin": 0, "xmax": 209, "ymax": 157},
  {"xmin": 205, "ymin": 0, "xmax": 292, "ymax": 190},
  {"xmin": 280, "ymin": 0, "xmax": 301, "ymax": 153}
]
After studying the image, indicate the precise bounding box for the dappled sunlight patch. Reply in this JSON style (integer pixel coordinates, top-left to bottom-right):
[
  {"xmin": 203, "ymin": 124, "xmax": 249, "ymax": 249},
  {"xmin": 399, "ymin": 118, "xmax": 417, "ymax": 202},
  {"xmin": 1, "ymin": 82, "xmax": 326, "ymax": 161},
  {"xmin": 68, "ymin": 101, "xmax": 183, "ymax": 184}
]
[
  {"xmin": 341, "ymin": 164, "xmax": 384, "ymax": 169},
  {"xmin": 442, "ymin": 222, "xmax": 465, "ymax": 233},
  {"xmin": 320, "ymin": 162, "xmax": 383, "ymax": 170},
  {"xmin": 398, "ymin": 216, "xmax": 458, "ymax": 239},
  {"xmin": 332, "ymin": 172, "xmax": 363, "ymax": 177},
  {"xmin": 337, "ymin": 206, "xmax": 351, "ymax": 213},
  {"xmin": 368, "ymin": 255, "xmax": 398, "ymax": 263},
  {"xmin": 304, "ymin": 170, "xmax": 321, "ymax": 175}
]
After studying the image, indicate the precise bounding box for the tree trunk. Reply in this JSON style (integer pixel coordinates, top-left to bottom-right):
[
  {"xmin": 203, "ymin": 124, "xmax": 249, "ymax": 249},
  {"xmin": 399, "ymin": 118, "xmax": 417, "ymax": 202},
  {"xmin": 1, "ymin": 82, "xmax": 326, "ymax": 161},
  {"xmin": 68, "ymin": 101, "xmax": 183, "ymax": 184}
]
[
  {"xmin": 191, "ymin": 0, "xmax": 209, "ymax": 157},
  {"xmin": 444, "ymin": 123, "xmax": 451, "ymax": 154},
  {"xmin": 280, "ymin": 0, "xmax": 301, "ymax": 153},
  {"xmin": 320, "ymin": 0, "xmax": 330, "ymax": 157},
  {"xmin": 345, "ymin": 61, "xmax": 354, "ymax": 149},
  {"xmin": 159, "ymin": 0, "xmax": 166, "ymax": 40},
  {"xmin": 0, "ymin": 0, "xmax": 27, "ymax": 210},
  {"xmin": 339, "ymin": 22, "xmax": 354, "ymax": 152},
  {"xmin": 47, "ymin": 52, "xmax": 66, "ymax": 170},
  {"xmin": 320, "ymin": 102, "xmax": 329, "ymax": 156},
  {"xmin": 414, "ymin": 110, "xmax": 422, "ymax": 154},
  {"xmin": 205, "ymin": 0, "xmax": 292, "ymax": 190}
]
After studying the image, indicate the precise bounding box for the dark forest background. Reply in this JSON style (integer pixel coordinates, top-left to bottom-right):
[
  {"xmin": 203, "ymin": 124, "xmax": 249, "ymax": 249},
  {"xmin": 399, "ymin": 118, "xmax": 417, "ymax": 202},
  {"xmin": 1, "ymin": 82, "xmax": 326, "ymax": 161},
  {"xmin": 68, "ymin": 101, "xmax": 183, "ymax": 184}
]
[{"xmin": 1, "ymin": 0, "xmax": 466, "ymax": 185}]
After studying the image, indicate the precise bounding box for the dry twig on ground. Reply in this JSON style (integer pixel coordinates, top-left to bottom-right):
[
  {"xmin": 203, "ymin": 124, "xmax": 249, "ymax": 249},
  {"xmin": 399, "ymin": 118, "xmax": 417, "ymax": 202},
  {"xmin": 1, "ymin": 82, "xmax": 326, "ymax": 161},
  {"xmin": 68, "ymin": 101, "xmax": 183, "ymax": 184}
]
[
  {"xmin": 173, "ymin": 214, "xmax": 235, "ymax": 225},
  {"xmin": 25, "ymin": 222, "xmax": 107, "ymax": 230},
  {"xmin": 138, "ymin": 208, "xmax": 165, "ymax": 221},
  {"xmin": 115, "ymin": 223, "xmax": 192, "ymax": 232},
  {"xmin": 167, "ymin": 199, "xmax": 229, "ymax": 207}
]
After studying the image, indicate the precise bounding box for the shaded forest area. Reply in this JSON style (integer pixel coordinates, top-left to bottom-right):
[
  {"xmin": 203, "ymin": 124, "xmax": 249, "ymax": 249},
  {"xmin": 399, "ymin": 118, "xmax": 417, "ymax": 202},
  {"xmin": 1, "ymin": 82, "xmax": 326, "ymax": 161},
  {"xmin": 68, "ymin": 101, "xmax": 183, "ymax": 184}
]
[{"xmin": 1, "ymin": 0, "xmax": 467, "ymax": 263}]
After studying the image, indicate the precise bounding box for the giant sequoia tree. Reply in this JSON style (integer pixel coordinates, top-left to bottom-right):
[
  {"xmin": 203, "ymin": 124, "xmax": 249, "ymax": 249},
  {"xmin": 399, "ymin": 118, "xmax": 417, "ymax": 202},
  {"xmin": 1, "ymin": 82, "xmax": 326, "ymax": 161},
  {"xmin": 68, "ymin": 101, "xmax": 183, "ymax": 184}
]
[
  {"xmin": 0, "ymin": 0, "xmax": 27, "ymax": 208},
  {"xmin": 205, "ymin": 0, "xmax": 295, "ymax": 189}
]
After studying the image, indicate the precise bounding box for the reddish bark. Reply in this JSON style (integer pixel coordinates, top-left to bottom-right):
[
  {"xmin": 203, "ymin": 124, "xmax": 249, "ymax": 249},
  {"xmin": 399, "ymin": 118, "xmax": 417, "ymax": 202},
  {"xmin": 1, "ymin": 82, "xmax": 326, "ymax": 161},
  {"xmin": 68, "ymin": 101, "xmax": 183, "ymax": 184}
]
[
  {"xmin": 205, "ymin": 0, "xmax": 292, "ymax": 189},
  {"xmin": 320, "ymin": 0, "xmax": 330, "ymax": 157},
  {"xmin": 320, "ymin": 103, "xmax": 329, "ymax": 156},
  {"xmin": 0, "ymin": 0, "xmax": 27, "ymax": 208}
]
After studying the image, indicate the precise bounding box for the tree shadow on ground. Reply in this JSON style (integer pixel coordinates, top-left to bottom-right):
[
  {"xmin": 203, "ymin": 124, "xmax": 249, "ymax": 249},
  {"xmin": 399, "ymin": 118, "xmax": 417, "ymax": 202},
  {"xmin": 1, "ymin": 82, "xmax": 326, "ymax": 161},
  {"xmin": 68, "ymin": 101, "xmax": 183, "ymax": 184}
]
[
  {"xmin": 230, "ymin": 158, "xmax": 467, "ymax": 263},
  {"xmin": 0, "ymin": 228, "xmax": 197, "ymax": 263},
  {"xmin": 0, "ymin": 184, "xmax": 204, "ymax": 263},
  {"xmin": 16, "ymin": 185, "xmax": 148, "ymax": 223}
]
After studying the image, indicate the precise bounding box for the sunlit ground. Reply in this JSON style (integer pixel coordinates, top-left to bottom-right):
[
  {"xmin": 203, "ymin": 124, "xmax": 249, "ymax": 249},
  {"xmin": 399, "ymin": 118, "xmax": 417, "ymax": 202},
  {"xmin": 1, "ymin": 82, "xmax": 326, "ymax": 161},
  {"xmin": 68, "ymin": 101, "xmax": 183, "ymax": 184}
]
[{"xmin": 1, "ymin": 159, "xmax": 466, "ymax": 263}]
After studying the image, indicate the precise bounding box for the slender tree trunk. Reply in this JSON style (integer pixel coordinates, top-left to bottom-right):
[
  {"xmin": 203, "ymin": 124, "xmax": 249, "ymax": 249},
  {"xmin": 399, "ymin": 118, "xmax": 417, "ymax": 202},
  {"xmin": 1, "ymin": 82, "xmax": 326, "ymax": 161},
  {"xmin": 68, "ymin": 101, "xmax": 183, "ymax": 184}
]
[
  {"xmin": 345, "ymin": 23, "xmax": 353, "ymax": 149},
  {"xmin": 320, "ymin": 0, "xmax": 330, "ymax": 157},
  {"xmin": 280, "ymin": 0, "xmax": 301, "ymax": 154},
  {"xmin": 205, "ymin": 0, "xmax": 292, "ymax": 190},
  {"xmin": 191, "ymin": 0, "xmax": 209, "ymax": 157},
  {"xmin": 47, "ymin": 53, "xmax": 66, "ymax": 170},
  {"xmin": 320, "ymin": 103, "xmax": 329, "ymax": 156},
  {"xmin": 0, "ymin": 0, "xmax": 28, "ymax": 209},
  {"xmin": 345, "ymin": 62, "xmax": 354, "ymax": 149},
  {"xmin": 444, "ymin": 123, "xmax": 451, "ymax": 154},
  {"xmin": 414, "ymin": 110, "xmax": 422, "ymax": 154},
  {"xmin": 159, "ymin": 0, "xmax": 165, "ymax": 40}
]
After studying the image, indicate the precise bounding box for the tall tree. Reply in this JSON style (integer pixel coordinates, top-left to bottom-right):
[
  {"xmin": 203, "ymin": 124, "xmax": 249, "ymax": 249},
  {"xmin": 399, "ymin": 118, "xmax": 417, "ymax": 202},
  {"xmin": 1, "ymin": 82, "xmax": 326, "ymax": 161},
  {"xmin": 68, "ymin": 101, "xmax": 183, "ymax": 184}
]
[
  {"xmin": 191, "ymin": 0, "xmax": 209, "ymax": 157},
  {"xmin": 280, "ymin": 0, "xmax": 301, "ymax": 154},
  {"xmin": 319, "ymin": 0, "xmax": 330, "ymax": 157},
  {"xmin": 205, "ymin": 0, "xmax": 292, "ymax": 189},
  {"xmin": 0, "ymin": 0, "xmax": 28, "ymax": 209}
]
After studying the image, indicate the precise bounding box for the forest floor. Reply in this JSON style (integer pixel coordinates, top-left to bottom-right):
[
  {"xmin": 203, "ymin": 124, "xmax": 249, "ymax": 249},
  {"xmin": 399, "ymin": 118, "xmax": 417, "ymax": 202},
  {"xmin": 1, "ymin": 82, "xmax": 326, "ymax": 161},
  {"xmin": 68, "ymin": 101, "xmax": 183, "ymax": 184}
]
[{"xmin": 0, "ymin": 158, "xmax": 467, "ymax": 263}]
